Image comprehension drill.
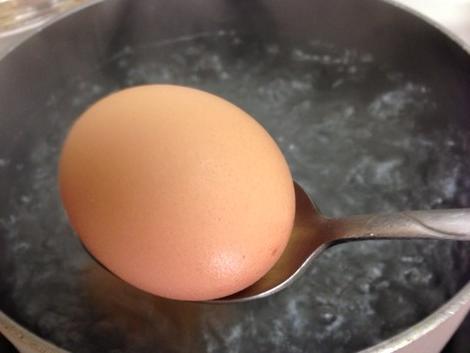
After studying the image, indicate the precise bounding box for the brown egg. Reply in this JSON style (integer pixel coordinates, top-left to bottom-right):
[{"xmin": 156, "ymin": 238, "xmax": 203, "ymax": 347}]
[{"xmin": 59, "ymin": 85, "xmax": 295, "ymax": 301}]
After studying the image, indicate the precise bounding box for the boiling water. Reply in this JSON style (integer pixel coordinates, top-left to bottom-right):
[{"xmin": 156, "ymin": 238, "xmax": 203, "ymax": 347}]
[{"xmin": 1, "ymin": 31, "xmax": 469, "ymax": 353}]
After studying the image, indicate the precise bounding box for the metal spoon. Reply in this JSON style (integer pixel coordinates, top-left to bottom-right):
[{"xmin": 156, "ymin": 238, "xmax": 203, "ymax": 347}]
[{"xmin": 212, "ymin": 182, "xmax": 470, "ymax": 303}]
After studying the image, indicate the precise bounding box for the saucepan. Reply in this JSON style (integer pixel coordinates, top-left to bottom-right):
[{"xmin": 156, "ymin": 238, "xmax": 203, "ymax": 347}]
[{"xmin": 0, "ymin": 0, "xmax": 469, "ymax": 352}]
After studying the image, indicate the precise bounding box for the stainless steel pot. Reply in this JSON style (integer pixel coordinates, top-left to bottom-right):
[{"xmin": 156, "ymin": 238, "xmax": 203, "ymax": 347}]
[{"xmin": 0, "ymin": 1, "xmax": 469, "ymax": 352}]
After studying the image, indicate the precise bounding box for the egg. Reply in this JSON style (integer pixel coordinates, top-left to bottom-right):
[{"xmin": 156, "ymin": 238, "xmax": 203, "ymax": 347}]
[{"xmin": 59, "ymin": 85, "xmax": 295, "ymax": 301}]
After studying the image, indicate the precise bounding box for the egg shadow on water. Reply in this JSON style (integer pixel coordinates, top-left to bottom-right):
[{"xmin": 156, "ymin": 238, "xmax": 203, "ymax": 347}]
[{"xmin": 82, "ymin": 262, "xmax": 236, "ymax": 352}]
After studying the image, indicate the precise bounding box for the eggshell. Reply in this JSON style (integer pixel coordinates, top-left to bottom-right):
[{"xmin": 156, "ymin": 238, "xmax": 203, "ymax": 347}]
[{"xmin": 59, "ymin": 85, "xmax": 295, "ymax": 301}]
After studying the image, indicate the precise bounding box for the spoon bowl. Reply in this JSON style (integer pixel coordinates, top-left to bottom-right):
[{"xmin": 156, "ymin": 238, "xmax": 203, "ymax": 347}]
[{"xmin": 81, "ymin": 181, "xmax": 470, "ymax": 303}]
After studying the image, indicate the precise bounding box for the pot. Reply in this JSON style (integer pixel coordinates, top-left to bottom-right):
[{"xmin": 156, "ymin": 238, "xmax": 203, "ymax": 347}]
[{"xmin": 0, "ymin": 0, "xmax": 469, "ymax": 352}]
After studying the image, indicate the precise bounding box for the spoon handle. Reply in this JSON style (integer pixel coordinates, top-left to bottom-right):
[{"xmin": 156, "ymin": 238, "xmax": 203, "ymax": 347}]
[{"xmin": 325, "ymin": 209, "xmax": 470, "ymax": 241}]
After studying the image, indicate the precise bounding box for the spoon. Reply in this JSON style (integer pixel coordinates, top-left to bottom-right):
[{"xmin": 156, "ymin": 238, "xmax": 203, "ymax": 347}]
[{"xmin": 212, "ymin": 182, "xmax": 470, "ymax": 303}]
